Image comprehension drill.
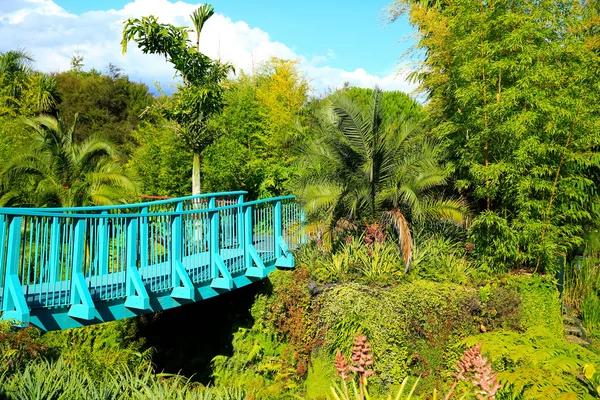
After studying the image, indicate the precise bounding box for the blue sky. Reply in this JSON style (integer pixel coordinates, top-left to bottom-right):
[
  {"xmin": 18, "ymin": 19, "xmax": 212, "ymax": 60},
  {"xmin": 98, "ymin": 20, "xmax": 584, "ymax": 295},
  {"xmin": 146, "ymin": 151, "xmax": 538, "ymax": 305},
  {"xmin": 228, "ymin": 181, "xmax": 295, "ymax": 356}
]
[{"xmin": 0, "ymin": 0, "xmax": 416, "ymax": 95}]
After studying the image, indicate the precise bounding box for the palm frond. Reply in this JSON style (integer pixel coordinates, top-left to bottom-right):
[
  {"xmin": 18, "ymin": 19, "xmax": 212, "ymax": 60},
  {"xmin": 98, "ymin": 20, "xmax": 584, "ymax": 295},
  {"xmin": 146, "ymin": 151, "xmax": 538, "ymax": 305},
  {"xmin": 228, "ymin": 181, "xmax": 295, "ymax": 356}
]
[
  {"xmin": 0, "ymin": 114, "xmax": 137, "ymax": 207},
  {"xmin": 331, "ymin": 94, "xmax": 371, "ymax": 157},
  {"xmin": 420, "ymin": 197, "xmax": 469, "ymax": 226},
  {"xmin": 300, "ymin": 183, "xmax": 343, "ymax": 216},
  {"xmin": 383, "ymin": 208, "xmax": 413, "ymax": 272}
]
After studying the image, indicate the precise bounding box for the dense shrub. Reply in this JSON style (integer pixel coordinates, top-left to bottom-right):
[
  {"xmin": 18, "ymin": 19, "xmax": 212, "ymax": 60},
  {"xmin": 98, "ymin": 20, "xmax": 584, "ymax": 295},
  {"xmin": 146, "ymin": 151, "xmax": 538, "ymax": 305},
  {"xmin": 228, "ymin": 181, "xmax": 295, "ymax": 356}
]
[
  {"xmin": 0, "ymin": 321, "xmax": 48, "ymax": 377},
  {"xmin": 40, "ymin": 318, "xmax": 151, "ymax": 382},
  {"xmin": 315, "ymin": 280, "xmax": 522, "ymax": 394},
  {"xmin": 211, "ymin": 267, "xmax": 322, "ymax": 398},
  {"xmin": 516, "ymin": 275, "xmax": 563, "ymax": 336},
  {"xmin": 462, "ymin": 328, "xmax": 600, "ymax": 399}
]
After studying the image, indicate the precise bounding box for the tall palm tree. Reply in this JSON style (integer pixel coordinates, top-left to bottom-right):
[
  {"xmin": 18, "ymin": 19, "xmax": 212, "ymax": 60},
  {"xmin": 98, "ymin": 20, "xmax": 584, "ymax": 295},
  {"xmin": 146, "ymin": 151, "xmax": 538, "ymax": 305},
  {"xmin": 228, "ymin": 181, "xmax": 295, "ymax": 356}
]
[
  {"xmin": 187, "ymin": 3, "xmax": 230, "ymax": 195},
  {"xmin": 299, "ymin": 88, "xmax": 467, "ymax": 271},
  {"xmin": 122, "ymin": 5, "xmax": 233, "ymax": 196},
  {"xmin": 0, "ymin": 114, "xmax": 137, "ymax": 207}
]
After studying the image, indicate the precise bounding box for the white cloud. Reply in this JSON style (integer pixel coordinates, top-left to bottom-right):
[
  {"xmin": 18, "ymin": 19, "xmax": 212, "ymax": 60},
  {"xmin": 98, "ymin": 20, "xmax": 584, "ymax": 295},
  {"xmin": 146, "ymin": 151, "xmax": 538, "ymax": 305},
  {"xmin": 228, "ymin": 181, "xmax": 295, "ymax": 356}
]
[{"xmin": 0, "ymin": 0, "xmax": 415, "ymax": 95}]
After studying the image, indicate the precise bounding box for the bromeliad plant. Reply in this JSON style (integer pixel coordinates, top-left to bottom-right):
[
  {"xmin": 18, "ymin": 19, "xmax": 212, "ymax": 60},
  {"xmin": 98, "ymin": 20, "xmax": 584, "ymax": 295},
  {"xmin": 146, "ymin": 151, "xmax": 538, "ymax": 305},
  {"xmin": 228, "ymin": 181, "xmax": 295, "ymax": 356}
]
[
  {"xmin": 331, "ymin": 334, "xmax": 375, "ymax": 400},
  {"xmin": 444, "ymin": 344, "xmax": 501, "ymax": 400}
]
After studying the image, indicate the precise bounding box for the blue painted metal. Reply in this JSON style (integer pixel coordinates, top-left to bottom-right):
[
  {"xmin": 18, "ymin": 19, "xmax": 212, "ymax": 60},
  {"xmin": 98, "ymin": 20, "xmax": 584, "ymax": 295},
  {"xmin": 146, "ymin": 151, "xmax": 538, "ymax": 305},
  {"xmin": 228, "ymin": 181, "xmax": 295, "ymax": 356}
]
[
  {"xmin": 170, "ymin": 201, "xmax": 195, "ymax": 300},
  {"xmin": 0, "ymin": 192, "xmax": 305, "ymax": 331},
  {"xmin": 68, "ymin": 219, "xmax": 94, "ymax": 320},
  {"xmin": 3, "ymin": 216, "xmax": 29, "ymax": 323},
  {"xmin": 125, "ymin": 218, "xmax": 150, "ymax": 310}
]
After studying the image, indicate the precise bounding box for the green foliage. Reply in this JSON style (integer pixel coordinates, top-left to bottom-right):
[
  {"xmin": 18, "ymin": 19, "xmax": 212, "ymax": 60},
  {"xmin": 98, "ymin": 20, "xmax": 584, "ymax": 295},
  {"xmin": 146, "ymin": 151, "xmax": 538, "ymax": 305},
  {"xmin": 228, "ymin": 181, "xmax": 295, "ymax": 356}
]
[
  {"xmin": 0, "ymin": 356, "xmax": 252, "ymax": 400},
  {"xmin": 458, "ymin": 276, "xmax": 579, "ymax": 399},
  {"xmin": 261, "ymin": 268, "xmax": 321, "ymax": 379},
  {"xmin": 328, "ymin": 377, "xmax": 422, "ymax": 400},
  {"xmin": 0, "ymin": 49, "xmax": 34, "ymax": 113},
  {"xmin": 468, "ymin": 211, "xmax": 518, "ymax": 273},
  {"xmin": 121, "ymin": 9, "xmax": 234, "ymax": 194},
  {"xmin": 298, "ymin": 87, "xmax": 466, "ymax": 231},
  {"xmin": 0, "ymin": 319, "xmax": 251, "ymax": 399},
  {"xmin": 128, "ymin": 120, "xmax": 192, "ymax": 197},
  {"xmin": 461, "ymin": 327, "xmax": 600, "ymax": 399},
  {"xmin": 211, "ymin": 268, "xmax": 322, "ymax": 398},
  {"xmin": 121, "ymin": 15, "xmax": 223, "ymax": 89},
  {"xmin": 202, "ymin": 134, "xmax": 264, "ymax": 197},
  {"xmin": 55, "ymin": 68, "xmax": 152, "ymax": 152},
  {"xmin": 390, "ymin": 0, "xmax": 600, "ymax": 273},
  {"xmin": 212, "ymin": 327, "xmax": 291, "ymax": 398},
  {"xmin": 304, "ymin": 351, "xmax": 335, "ymax": 399},
  {"xmin": 565, "ymin": 238, "xmax": 600, "ymax": 337},
  {"xmin": 0, "ymin": 115, "xmax": 34, "ymax": 164},
  {"xmin": 0, "ymin": 114, "xmax": 138, "ymax": 207},
  {"xmin": 0, "ymin": 321, "xmax": 48, "ymax": 377},
  {"xmin": 0, "ymin": 50, "xmax": 60, "ymax": 117},
  {"xmin": 255, "ymin": 58, "xmax": 309, "ymax": 154},
  {"xmin": 40, "ymin": 319, "xmax": 151, "ymax": 383},
  {"xmin": 316, "ymin": 281, "xmax": 518, "ymax": 392},
  {"xmin": 516, "ymin": 275, "xmax": 563, "ymax": 337},
  {"xmin": 411, "ymin": 231, "xmax": 483, "ymax": 284},
  {"xmin": 343, "ymin": 87, "xmax": 423, "ymax": 125},
  {"xmin": 312, "ymin": 235, "xmax": 404, "ymax": 285},
  {"xmin": 583, "ymin": 363, "xmax": 600, "ymax": 398},
  {"xmin": 203, "ymin": 61, "xmax": 308, "ymax": 198}
]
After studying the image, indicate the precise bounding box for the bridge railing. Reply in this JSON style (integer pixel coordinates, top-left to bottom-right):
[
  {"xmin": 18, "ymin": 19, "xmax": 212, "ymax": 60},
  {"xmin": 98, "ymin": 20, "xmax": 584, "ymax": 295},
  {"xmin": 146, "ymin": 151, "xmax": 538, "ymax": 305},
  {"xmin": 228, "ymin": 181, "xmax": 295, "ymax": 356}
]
[{"xmin": 0, "ymin": 193, "xmax": 305, "ymax": 325}]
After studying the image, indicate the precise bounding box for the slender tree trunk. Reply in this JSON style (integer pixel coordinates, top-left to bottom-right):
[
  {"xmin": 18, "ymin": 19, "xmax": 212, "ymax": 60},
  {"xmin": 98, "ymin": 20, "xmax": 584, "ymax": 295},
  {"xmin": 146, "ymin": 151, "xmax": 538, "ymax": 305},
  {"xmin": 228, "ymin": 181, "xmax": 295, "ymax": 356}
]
[
  {"xmin": 193, "ymin": 152, "xmax": 202, "ymax": 195},
  {"xmin": 192, "ymin": 29, "xmax": 201, "ymax": 195}
]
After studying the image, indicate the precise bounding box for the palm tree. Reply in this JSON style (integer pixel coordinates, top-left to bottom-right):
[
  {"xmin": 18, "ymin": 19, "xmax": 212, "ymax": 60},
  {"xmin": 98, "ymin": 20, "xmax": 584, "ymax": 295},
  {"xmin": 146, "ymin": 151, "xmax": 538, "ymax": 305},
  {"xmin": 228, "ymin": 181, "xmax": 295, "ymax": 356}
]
[
  {"xmin": 25, "ymin": 74, "xmax": 60, "ymax": 115},
  {"xmin": 122, "ymin": 5, "xmax": 233, "ymax": 195},
  {"xmin": 187, "ymin": 3, "xmax": 231, "ymax": 195},
  {"xmin": 190, "ymin": 4, "xmax": 214, "ymax": 53},
  {"xmin": 299, "ymin": 88, "xmax": 467, "ymax": 271},
  {"xmin": 0, "ymin": 50, "xmax": 59, "ymax": 116},
  {"xmin": 0, "ymin": 114, "xmax": 137, "ymax": 207},
  {"xmin": 0, "ymin": 49, "xmax": 34, "ymax": 112}
]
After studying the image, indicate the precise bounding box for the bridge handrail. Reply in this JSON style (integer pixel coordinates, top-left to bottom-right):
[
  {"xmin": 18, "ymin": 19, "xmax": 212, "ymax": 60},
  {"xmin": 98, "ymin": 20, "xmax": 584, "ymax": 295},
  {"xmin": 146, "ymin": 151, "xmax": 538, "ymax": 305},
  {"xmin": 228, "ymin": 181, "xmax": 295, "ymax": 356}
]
[
  {"xmin": 0, "ymin": 196, "xmax": 296, "ymax": 219},
  {"xmin": 0, "ymin": 190, "xmax": 248, "ymax": 215}
]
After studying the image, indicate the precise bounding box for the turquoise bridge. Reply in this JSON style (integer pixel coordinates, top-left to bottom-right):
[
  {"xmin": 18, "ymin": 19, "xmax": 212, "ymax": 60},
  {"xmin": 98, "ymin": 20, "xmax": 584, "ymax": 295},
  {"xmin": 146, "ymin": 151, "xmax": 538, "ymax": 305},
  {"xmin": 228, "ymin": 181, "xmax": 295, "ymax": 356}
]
[{"xmin": 0, "ymin": 192, "xmax": 305, "ymax": 331}]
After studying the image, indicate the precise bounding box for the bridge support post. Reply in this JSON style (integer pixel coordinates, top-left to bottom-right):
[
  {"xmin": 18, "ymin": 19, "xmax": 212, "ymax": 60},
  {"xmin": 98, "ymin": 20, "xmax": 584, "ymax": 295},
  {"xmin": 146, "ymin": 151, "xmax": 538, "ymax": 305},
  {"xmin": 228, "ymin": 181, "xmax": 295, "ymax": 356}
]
[
  {"xmin": 68, "ymin": 218, "xmax": 95, "ymax": 320},
  {"xmin": 274, "ymin": 200, "xmax": 294, "ymax": 268},
  {"xmin": 209, "ymin": 199, "xmax": 233, "ymax": 290},
  {"xmin": 124, "ymin": 218, "xmax": 150, "ymax": 310},
  {"xmin": 1, "ymin": 215, "xmax": 29, "ymax": 324},
  {"xmin": 170, "ymin": 202, "xmax": 194, "ymax": 300},
  {"xmin": 244, "ymin": 204, "xmax": 267, "ymax": 278}
]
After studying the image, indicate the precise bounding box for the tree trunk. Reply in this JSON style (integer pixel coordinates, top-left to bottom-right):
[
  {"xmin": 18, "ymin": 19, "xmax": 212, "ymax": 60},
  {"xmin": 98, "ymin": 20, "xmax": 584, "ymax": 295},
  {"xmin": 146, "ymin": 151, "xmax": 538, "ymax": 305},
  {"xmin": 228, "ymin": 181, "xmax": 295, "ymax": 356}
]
[{"xmin": 192, "ymin": 152, "xmax": 202, "ymax": 195}]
